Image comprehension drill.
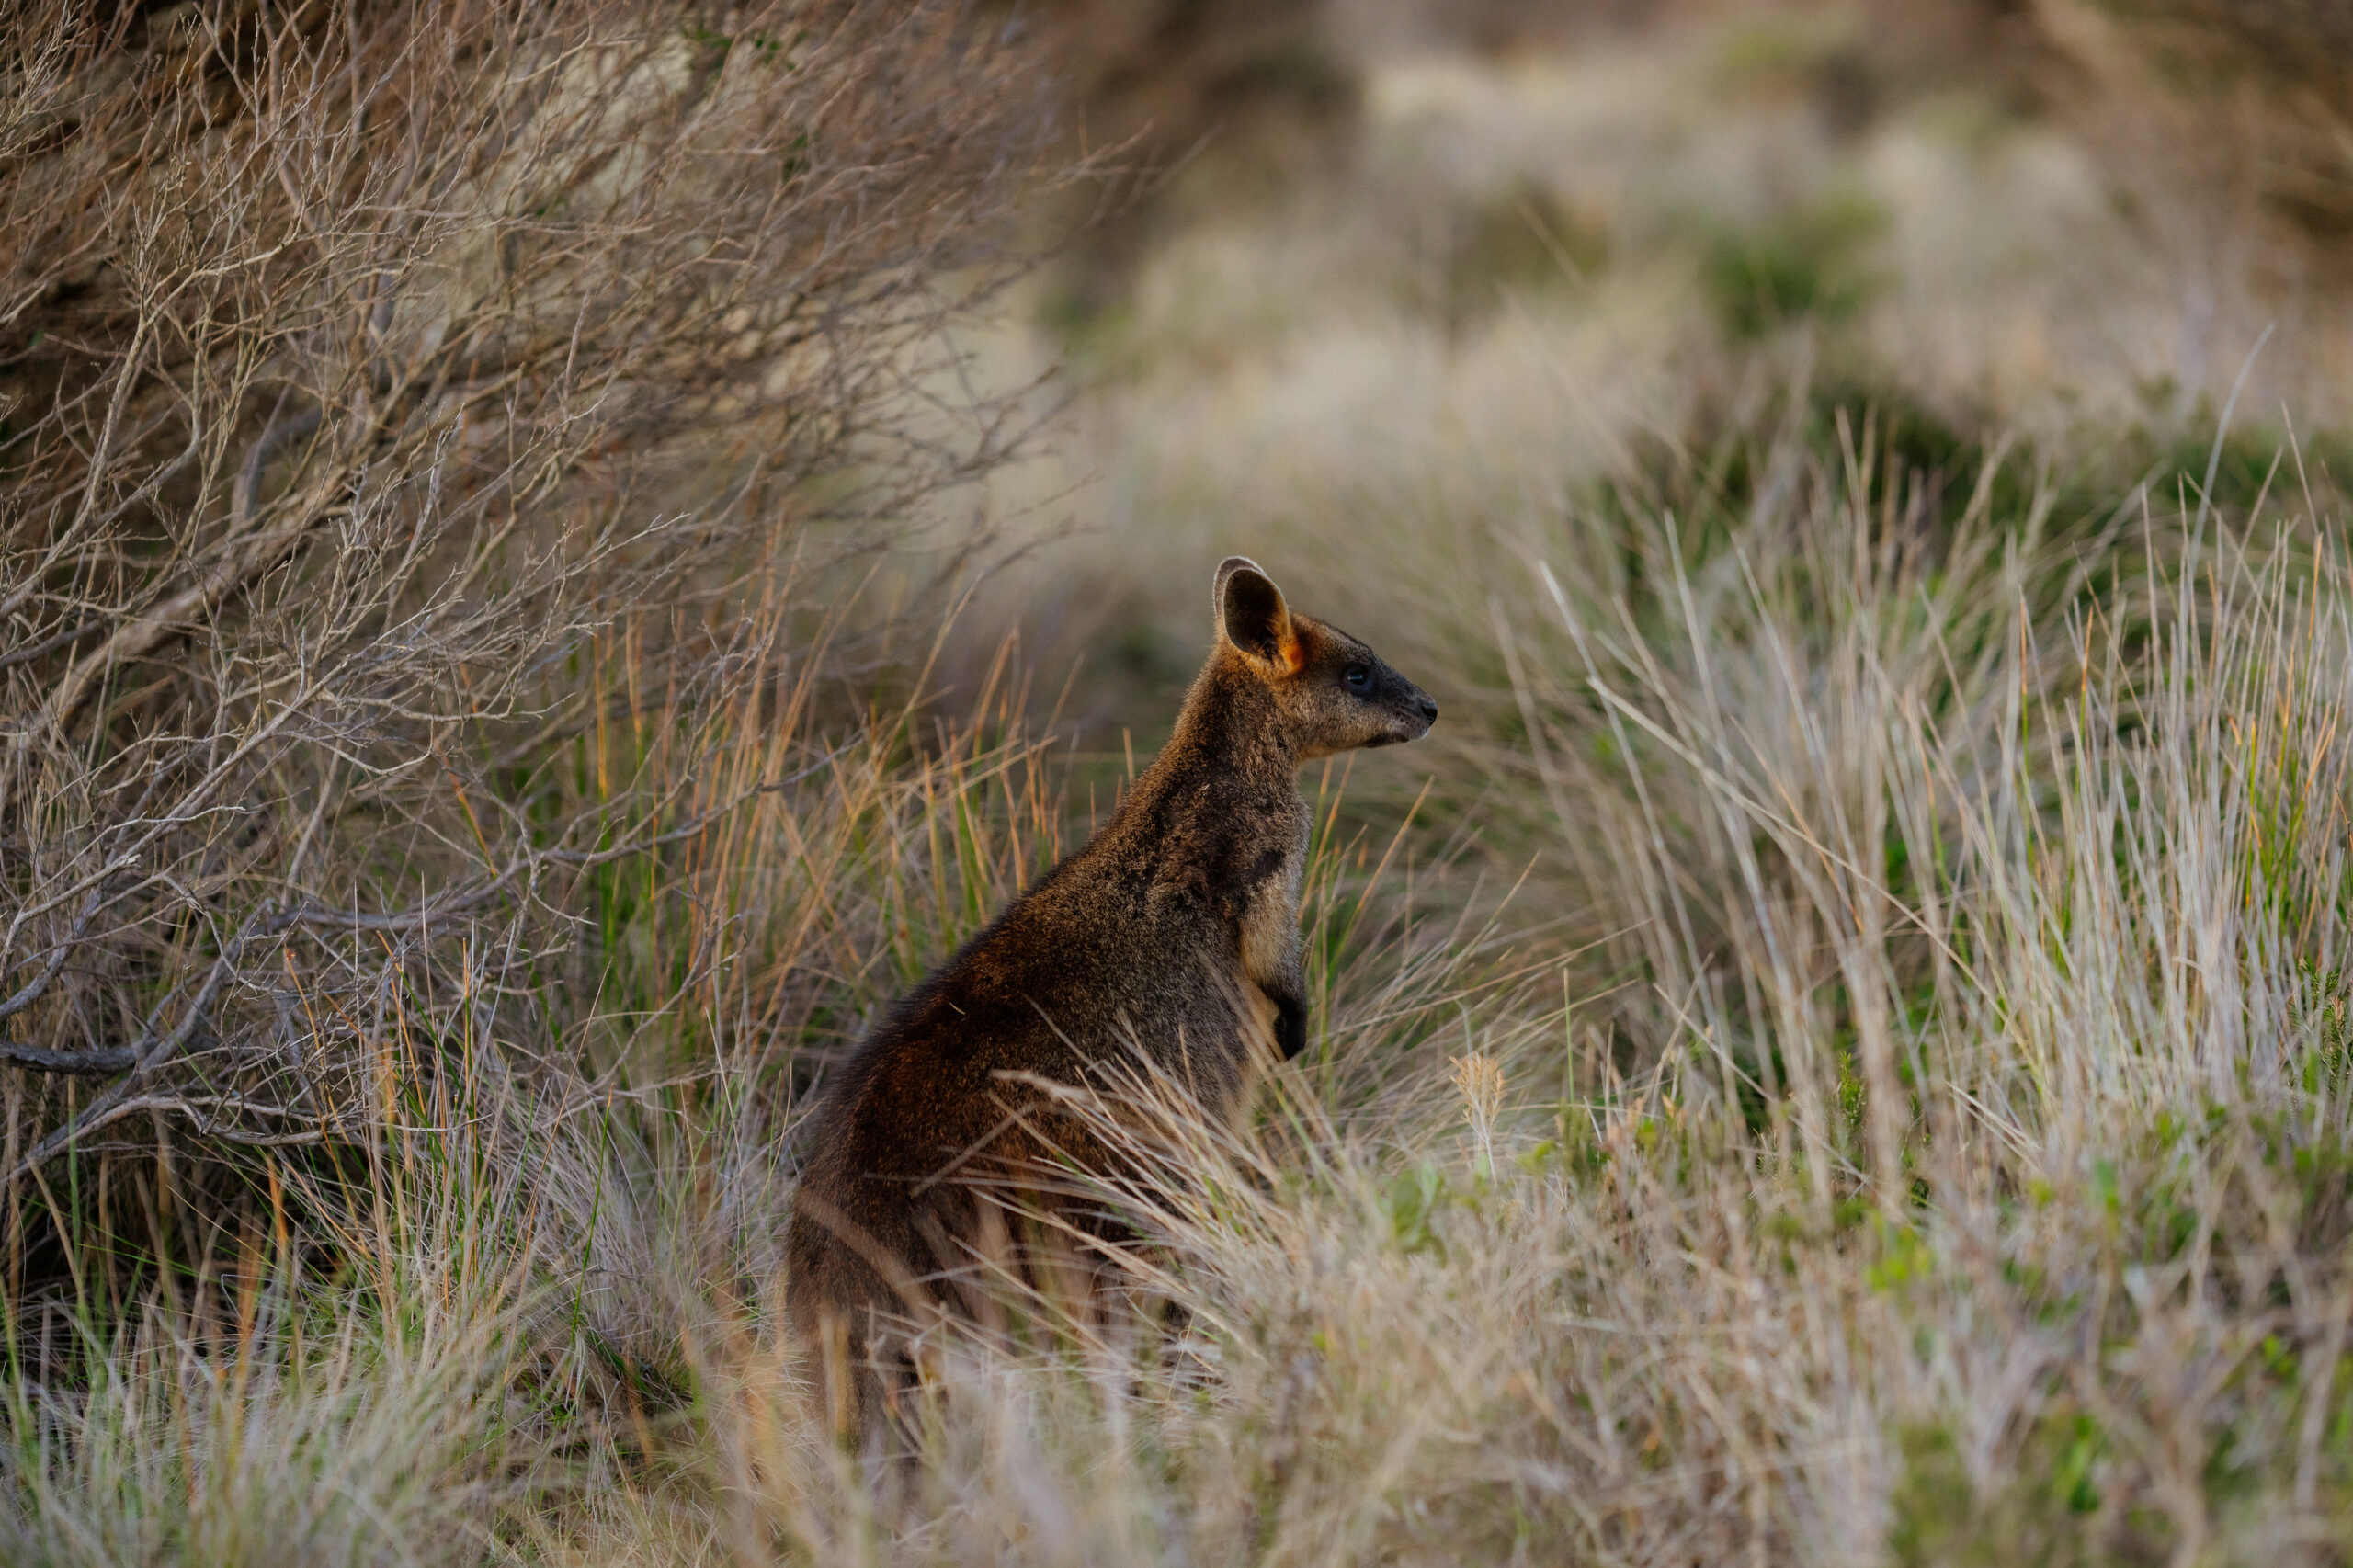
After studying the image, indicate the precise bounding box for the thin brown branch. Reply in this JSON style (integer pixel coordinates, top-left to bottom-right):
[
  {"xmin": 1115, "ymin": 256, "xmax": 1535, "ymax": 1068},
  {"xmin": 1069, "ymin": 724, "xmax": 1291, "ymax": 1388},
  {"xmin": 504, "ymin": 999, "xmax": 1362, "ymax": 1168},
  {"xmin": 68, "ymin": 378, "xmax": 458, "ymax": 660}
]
[{"xmin": 0, "ymin": 1040, "xmax": 138, "ymax": 1075}]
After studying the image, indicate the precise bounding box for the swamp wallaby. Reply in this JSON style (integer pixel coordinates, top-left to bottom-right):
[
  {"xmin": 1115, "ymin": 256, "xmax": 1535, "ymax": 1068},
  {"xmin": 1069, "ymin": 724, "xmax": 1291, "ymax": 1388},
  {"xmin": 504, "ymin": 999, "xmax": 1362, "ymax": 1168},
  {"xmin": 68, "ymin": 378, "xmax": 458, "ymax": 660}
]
[{"xmin": 785, "ymin": 557, "xmax": 1437, "ymax": 1438}]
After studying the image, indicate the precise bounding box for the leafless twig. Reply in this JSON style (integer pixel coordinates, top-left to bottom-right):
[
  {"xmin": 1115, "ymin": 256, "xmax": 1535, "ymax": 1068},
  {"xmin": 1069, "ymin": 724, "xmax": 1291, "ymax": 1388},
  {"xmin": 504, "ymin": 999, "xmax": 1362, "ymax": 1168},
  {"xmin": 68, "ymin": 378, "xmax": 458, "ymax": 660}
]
[{"xmin": 0, "ymin": 0, "xmax": 1055, "ymax": 1183}]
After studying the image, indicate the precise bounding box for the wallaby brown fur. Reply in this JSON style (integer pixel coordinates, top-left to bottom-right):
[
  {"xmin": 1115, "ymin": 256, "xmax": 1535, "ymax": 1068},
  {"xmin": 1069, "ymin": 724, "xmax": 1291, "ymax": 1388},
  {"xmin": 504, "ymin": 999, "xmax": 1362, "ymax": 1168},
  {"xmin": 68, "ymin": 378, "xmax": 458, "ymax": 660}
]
[{"xmin": 784, "ymin": 557, "xmax": 1437, "ymax": 1442}]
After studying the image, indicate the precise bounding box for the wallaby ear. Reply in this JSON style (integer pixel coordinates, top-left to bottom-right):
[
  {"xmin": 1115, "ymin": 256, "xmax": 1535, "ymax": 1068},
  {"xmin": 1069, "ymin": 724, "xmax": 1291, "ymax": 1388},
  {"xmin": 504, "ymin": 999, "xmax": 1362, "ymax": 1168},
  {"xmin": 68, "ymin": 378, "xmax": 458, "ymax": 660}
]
[{"xmin": 1214, "ymin": 556, "xmax": 1301, "ymax": 672}]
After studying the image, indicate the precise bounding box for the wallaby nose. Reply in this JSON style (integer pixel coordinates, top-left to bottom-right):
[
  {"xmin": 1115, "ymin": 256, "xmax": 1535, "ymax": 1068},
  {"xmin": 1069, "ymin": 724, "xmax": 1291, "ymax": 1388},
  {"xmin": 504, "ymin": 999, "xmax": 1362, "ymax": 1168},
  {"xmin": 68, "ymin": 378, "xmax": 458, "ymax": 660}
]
[{"xmin": 1417, "ymin": 695, "xmax": 1438, "ymax": 722}]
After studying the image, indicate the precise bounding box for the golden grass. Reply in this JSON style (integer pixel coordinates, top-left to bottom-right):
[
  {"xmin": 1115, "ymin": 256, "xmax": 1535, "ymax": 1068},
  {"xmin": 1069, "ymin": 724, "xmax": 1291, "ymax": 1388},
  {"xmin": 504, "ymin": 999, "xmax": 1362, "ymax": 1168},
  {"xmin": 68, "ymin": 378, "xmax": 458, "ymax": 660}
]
[
  {"xmin": 7, "ymin": 430, "xmax": 2351, "ymax": 1563},
  {"xmin": 12, "ymin": 10, "xmax": 2353, "ymax": 1565}
]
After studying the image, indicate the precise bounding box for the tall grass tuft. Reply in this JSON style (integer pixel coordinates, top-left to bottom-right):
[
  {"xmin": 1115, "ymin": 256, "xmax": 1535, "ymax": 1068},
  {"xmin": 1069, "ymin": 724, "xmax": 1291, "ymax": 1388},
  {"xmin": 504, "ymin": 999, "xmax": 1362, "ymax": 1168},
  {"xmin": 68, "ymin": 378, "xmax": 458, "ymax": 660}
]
[{"xmin": 12, "ymin": 386, "xmax": 2353, "ymax": 1560}]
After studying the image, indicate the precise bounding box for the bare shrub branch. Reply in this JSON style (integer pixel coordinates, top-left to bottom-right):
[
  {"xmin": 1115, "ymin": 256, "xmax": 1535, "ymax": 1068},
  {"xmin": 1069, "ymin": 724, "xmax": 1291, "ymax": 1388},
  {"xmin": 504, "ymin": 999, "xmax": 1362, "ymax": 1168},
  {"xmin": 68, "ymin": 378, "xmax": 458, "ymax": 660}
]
[{"xmin": 0, "ymin": 0, "xmax": 1054, "ymax": 1178}]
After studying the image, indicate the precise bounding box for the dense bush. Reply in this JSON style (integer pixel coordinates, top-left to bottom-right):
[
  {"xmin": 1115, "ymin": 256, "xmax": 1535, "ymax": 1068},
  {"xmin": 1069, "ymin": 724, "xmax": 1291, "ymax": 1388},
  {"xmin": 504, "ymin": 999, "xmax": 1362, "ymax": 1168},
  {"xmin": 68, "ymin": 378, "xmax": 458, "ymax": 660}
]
[{"xmin": 0, "ymin": 0, "xmax": 1044, "ymax": 1182}]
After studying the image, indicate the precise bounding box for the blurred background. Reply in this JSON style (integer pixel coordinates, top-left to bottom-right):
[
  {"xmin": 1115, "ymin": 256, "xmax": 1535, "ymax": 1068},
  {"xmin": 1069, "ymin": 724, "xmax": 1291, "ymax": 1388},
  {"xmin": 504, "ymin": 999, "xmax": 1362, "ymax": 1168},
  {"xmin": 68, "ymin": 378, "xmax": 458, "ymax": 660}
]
[{"xmin": 944, "ymin": 0, "xmax": 2353, "ymax": 743}]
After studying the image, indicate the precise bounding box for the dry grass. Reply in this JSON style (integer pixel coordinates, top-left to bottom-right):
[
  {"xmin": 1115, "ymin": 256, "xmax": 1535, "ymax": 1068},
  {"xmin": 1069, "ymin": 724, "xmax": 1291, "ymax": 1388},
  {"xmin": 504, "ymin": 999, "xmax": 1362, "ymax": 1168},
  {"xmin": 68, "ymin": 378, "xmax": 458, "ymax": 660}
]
[
  {"xmin": 9, "ymin": 6, "xmax": 2353, "ymax": 1566},
  {"xmin": 10, "ymin": 413, "xmax": 2353, "ymax": 1564},
  {"xmin": 554, "ymin": 438, "xmax": 2353, "ymax": 1566}
]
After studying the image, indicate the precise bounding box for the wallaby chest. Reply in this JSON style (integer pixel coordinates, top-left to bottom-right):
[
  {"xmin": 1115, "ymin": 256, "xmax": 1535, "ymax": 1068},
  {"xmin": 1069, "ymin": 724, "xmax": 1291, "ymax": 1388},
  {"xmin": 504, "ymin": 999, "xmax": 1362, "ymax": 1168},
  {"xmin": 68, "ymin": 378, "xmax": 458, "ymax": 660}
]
[{"xmin": 1234, "ymin": 807, "xmax": 1307, "ymax": 989}]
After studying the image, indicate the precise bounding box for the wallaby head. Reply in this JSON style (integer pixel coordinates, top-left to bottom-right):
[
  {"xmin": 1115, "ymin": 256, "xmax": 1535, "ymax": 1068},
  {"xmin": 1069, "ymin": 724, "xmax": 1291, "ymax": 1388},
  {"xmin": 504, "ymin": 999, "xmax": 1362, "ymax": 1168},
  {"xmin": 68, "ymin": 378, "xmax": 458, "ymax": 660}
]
[{"xmin": 1211, "ymin": 556, "xmax": 1438, "ymax": 759}]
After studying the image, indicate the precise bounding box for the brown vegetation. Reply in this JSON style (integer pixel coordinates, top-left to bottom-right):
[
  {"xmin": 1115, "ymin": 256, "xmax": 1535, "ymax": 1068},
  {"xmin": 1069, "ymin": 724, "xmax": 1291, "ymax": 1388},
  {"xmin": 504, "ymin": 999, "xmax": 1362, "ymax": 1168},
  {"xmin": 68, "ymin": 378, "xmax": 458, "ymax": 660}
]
[
  {"xmin": 0, "ymin": 0, "xmax": 1046, "ymax": 1178},
  {"xmin": 8, "ymin": 3, "xmax": 2353, "ymax": 1564}
]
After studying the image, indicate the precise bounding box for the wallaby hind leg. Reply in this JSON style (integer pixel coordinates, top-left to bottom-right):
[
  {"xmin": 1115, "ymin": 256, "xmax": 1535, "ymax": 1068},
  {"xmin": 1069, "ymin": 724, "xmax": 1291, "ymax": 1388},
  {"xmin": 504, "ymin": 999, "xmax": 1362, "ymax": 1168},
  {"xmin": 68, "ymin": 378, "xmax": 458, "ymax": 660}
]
[{"xmin": 804, "ymin": 1311, "xmax": 902, "ymax": 1465}]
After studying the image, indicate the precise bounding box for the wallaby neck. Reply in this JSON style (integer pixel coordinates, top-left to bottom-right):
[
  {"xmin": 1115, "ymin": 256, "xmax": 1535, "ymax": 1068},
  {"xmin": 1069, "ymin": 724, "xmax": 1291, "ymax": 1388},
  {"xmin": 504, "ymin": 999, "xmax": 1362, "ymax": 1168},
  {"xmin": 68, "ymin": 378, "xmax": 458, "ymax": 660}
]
[{"xmin": 1133, "ymin": 662, "xmax": 1302, "ymax": 806}]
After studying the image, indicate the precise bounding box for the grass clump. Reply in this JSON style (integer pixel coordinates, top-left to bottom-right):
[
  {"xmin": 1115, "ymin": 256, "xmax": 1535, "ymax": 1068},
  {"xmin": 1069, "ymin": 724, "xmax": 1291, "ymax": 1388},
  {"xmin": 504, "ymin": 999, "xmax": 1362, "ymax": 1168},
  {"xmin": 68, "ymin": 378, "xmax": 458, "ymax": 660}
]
[
  {"xmin": 1702, "ymin": 185, "xmax": 1892, "ymax": 338},
  {"xmin": 10, "ymin": 4, "xmax": 2353, "ymax": 1562},
  {"xmin": 11, "ymin": 362, "xmax": 2353, "ymax": 1561}
]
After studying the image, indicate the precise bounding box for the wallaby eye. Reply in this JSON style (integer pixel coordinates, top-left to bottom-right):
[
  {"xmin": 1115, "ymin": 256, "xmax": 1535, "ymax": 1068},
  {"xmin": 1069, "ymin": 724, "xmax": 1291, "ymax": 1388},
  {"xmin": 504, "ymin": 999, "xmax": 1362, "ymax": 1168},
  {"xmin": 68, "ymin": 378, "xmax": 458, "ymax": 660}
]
[{"xmin": 1343, "ymin": 664, "xmax": 1373, "ymax": 693}]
